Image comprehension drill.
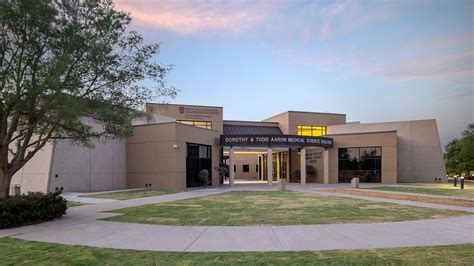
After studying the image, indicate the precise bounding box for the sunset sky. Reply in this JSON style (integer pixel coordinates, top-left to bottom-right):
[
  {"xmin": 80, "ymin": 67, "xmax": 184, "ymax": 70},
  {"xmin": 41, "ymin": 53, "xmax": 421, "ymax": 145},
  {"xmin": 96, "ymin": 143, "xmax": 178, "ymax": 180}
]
[{"xmin": 115, "ymin": 0, "xmax": 473, "ymax": 148}]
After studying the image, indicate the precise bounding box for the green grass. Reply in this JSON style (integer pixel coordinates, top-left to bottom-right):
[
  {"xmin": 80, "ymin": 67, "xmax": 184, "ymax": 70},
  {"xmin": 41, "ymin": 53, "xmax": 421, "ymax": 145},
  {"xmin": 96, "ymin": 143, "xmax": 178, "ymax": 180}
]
[
  {"xmin": 0, "ymin": 238, "xmax": 472, "ymax": 265},
  {"xmin": 103, "ymin": 191, "xmax": 467, "ymax": 226},
  {"xmin": 80, "ymin": 189, "xmax": 176, "ymax": 200},
  {"xmin": 369, "ymin": 185, "xmax": 474, "ymax": 198},
  {"xmin": 66, "ymin": 201, "xmax": 85, "ymax": 207}
]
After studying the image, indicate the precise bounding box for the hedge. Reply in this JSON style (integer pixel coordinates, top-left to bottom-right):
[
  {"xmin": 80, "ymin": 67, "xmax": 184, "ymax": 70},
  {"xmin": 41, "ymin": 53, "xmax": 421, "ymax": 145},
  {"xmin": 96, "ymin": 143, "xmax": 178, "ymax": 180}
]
[{"xmin": 0, "ymin": 191, "xmax": 67, "ymax": 229}]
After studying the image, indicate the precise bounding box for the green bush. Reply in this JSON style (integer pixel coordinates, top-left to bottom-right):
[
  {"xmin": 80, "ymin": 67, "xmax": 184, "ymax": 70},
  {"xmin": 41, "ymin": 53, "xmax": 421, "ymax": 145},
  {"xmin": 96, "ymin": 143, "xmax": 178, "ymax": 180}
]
[
  {"xmin": 0, "ymin": 191, "xmax": 67, "ymax": 229},
  {"xmin": 199, "ymin": 169, "xmax": 210, "ymax": 187}
]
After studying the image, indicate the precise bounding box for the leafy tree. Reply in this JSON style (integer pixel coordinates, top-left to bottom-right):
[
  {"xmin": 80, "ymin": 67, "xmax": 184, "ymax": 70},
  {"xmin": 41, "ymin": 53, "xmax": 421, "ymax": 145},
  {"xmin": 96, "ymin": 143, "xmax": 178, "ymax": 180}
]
[
  {"xmin": 0, "ymin": 0, "xmax": 176, "ymax": 198},
  {"xmin": 445, "ymin": 124, "xmax": 474, "ymax": 178}
]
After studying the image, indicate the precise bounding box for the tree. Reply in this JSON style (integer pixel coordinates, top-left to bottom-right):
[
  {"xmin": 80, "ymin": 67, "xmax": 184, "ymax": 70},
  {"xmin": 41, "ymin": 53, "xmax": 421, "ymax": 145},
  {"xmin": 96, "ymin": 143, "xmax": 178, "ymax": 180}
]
[
  {"xmin": 215, "ymin": 163, "xmax": 229, "ymax": 183},
  {"xmin": 0, "ymin": 0, "xmax": 177, "ymax": 199},
  {"xmin": 445, "ymin": 124, "xmax": 474, "ymax": 178}
]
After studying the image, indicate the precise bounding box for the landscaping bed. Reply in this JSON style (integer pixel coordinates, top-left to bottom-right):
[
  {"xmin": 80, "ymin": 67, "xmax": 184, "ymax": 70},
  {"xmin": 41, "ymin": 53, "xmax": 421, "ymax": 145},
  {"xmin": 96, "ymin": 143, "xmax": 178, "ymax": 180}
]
[
  {"xmin": 369, "ymin": 185, "xmax": 474, "ymax": 198},
  {"xmin": 328, "ymin": 189, "xmax": 474, "ymax": 207},
  {"xmin": 0, "ymin": 191, "xmax": 67, "ymax": 229}
]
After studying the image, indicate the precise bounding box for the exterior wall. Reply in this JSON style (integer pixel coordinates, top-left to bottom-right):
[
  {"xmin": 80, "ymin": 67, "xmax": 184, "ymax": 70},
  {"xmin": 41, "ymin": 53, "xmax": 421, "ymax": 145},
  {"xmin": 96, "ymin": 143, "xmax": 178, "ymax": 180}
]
[
  {"xmin": 10, "ymin": 118, "xmax": 127, "ymax": 194},
  {"xmin": 328, "ymin": 119, "xmax": 446, "ymax": 183},
  {"xmin": 232, "ymin": 153, "xmax": 259, "ymax": 179},
  {"xmin": 263, "ymin": 112, "xmax": 290, "ymax": 134},
  {"xmin": 305, "ymin": 147, "xmax": 325, "ymax": 183},
  {"xmin": 287, "ymin": 112, "xmax": 347, "ymax": 135},
  {"xmin": 10, "ymin": 142, "xmax": 54, "ymax": 194},
  {"xmin": 224, "ymin": 120, "xmax": 279, "ymax": 127},
  {"xmin": 145, "ymin": 103, "xmax": 224, "ymax": 134},
  {"xmin": 126, "ymin": 122, "xmax": 220, "ymax": 190},
  {"xmin": 264, "ymin": 111, "xmax": 346, "ymax": 135},
  {"xmin": 48, "ymin": 138, "xmax": 126, "ymax": 192},
  {"xmin": 328, "ymin": 131, "xmax": 398, "ymax": 184}
]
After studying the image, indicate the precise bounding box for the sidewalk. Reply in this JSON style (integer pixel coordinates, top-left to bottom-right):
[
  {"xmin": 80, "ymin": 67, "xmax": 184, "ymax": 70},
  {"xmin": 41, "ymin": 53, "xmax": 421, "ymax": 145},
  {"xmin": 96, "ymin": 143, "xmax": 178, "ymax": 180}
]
[{"xmin": 1, "ymin": 184, "xmax": 472, "ymax": 252}]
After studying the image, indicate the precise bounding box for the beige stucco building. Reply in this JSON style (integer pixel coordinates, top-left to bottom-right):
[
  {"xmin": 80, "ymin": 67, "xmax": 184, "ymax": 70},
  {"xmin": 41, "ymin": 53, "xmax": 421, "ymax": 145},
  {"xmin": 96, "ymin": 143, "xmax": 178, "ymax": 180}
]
[{"xmin": 10, "ymin": 103, "xmax": 446, "ymax": 194}]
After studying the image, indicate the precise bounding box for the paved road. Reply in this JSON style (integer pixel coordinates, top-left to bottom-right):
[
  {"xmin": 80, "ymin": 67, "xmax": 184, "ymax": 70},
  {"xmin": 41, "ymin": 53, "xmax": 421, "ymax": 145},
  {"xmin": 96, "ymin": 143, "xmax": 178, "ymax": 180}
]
[{"xmin": 1, "ymin": 184, "xmax": 473, "ymax": 252}]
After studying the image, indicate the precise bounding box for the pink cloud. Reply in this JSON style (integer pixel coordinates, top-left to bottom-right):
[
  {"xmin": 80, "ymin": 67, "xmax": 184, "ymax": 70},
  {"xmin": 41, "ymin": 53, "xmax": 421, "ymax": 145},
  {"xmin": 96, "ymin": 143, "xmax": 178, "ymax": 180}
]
[{"xmin": 115, "ymin": 0, "xmax": 289, "ymax": 35}]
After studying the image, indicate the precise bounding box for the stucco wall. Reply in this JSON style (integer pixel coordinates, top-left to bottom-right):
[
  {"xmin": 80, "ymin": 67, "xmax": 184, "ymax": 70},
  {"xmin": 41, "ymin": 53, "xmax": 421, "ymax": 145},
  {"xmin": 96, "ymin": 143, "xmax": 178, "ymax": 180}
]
[
  {"xmin": 127, "ymin": 122, "xmax": 220, "ymax": 190},
  {"xmin": 328, "ymin": 119, "xmax": 446, "ymax": 183},
  {"xmin": 305, "ymin": 147, "xmax": 325, "ymax": 183},
  {"xmin": 10, "ymin": 142, "xmax": 54, "ymax": 194},
  {"xmin": 145, "ymin": 103, "xmax": 224, "ymax": 134},
  {"xmin": 232, "ymin": 153, "xmax": 260, "ymax": 179},
  {"xmin": 264, "ymin": 111, "xmax": 346, "ymax": 135},
  {"xmin": 327, "ymin": 131, "xmax": 398, "ymax": 184},
  {"xmin": 48, "ymin": 138, "xmax": 126, "ymax": 192}
]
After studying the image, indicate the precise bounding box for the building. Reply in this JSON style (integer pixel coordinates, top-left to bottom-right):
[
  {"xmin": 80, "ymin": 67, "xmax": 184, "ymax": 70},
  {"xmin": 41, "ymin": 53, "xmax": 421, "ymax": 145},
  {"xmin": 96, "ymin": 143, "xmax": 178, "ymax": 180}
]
[{"xmin": 10, "ymin": 103, "xmax": 446, "ymax": 194}]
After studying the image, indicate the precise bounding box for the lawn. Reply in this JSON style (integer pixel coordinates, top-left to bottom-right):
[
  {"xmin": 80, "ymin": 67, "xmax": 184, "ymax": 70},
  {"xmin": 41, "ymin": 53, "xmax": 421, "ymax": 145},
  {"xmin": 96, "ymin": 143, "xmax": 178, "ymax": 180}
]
[
  {"xmin": 66, "ymin": 201, "xmax": 85, "ymax": 207},
  {"xmin": 369, "ymin": 185, "xmax": 474, "ymax": 198},
  {"xmin": 80, "ymin": 189, "xmax": 176, "ymax": 200},
  {"xmin": 0, "ymin": 238, "xmax": 472, "ymax": 265},
  {"xmin": 102, "ymin": 191, "xmax": 466, "ymax": 226}
]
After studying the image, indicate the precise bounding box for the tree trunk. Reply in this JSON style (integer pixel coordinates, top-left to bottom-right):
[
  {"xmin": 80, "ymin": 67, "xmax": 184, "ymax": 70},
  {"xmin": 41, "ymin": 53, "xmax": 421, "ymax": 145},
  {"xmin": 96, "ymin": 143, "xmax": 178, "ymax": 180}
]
[{"xmin": 0, "ymin": 166, "xmax": 11, "ymax": 199}]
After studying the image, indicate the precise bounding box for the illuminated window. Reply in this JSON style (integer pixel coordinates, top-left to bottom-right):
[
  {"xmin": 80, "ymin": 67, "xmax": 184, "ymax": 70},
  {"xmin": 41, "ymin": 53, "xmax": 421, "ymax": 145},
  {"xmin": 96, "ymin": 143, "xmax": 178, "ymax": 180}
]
[
  {"xmin": 177, "ymin": 120, "xmax": 212, "ymax": 130},
  {"xmin": 297, "ymin": 125, "xmax": 327, "ymax": 136}
]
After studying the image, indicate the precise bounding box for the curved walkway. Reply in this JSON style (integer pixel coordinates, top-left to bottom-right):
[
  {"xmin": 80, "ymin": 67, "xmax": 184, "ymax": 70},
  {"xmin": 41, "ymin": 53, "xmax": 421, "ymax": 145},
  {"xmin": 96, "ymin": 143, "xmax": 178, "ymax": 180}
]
[{"xmin": 1, "ymin": 184, "xmax": 473, "ymax": 252}]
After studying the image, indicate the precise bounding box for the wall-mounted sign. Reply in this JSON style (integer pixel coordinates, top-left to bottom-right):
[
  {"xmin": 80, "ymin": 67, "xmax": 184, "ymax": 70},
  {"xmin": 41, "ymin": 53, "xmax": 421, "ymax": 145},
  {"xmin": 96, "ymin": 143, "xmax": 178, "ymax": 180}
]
[
  {"xmin": 306, "ymin": 151, "xmax": 322, "ymax": 163},
  {"xmin": 220, "ymin": 135, "xmax": 333, "ymax": 148},
  {"xmin": 180, "ymin": 106, "xmax": 221, "ymax": 120}
]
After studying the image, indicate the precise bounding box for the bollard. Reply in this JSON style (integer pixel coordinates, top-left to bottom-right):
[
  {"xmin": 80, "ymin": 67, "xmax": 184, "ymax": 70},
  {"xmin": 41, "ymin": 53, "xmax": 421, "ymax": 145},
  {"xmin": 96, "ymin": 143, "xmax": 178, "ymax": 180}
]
[
  {"xmin": 351, "ymin": 177, "xmax": 360, "ymax": 189},
  {"xmin": 460, "ymin": 178, "xmax": 464, "ymax": 189},
  {"xmin": 454, "ymin": 177, "xmax": 457, "ymax": 187},
  {"xmin": 279, "ymin": 178, "xmax": 286, "ymax": 191}
]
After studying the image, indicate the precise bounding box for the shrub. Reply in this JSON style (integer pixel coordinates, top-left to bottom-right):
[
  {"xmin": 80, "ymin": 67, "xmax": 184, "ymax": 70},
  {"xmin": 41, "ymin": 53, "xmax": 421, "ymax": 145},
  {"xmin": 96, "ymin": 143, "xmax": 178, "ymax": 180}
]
[
  {"xmin": 199, "ymin": 169, "xmax": 210, "ymax": 187},
  {"xmin": 0, "ymin": 191, "xmax": 67, "ymax": 229}
]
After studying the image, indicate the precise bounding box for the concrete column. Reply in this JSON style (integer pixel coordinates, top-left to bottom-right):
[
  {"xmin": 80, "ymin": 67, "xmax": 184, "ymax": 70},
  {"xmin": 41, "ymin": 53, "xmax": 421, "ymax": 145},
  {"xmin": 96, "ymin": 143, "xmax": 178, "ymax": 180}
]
[
  {"xmin": 229, "ymin": 148, "xmax": 235, "ymax": 187},
  {"xmin": 323, "ymin": 148, "xmax": 329, "ymax": 184},
  {"xmin": 267, "ymin": 148, "xmax": 273, "ymax": 186},
  {"xmin": 276, "ymin": 152, "xmax": 280, "ymax": 181},
  {"xmin": 300, "ymin": 148, "xmax": 306, "ymax": 184}
]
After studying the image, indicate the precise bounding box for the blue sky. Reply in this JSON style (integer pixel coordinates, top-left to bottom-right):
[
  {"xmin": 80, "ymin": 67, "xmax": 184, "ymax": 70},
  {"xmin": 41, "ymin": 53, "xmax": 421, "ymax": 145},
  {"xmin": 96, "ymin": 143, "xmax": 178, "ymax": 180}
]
[{"xmin": 116, "ymin": 0, "xmax": 473, "ymax": 148}]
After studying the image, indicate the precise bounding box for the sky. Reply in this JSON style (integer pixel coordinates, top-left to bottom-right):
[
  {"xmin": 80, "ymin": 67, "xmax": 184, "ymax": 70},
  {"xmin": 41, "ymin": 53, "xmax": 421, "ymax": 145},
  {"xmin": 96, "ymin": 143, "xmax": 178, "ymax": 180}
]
[{"xmin": 115, "ymin": 0, "xmax": 473, "ymax": 148}]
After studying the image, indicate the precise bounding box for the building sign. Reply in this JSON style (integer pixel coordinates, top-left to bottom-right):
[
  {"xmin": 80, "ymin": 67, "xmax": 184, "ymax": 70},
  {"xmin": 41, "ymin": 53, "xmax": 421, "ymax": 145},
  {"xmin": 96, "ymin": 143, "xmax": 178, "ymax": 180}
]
[
  {"xmin": 306, "ymin": 151, "xmax": 322, "ymax": 163},
  {"xmin": 220, "ymin": 135, "xmax": 333, "ymax": 148},
  {"xmin": 180, "ymin": 106, "xmax": 221, "ymax": 120}
]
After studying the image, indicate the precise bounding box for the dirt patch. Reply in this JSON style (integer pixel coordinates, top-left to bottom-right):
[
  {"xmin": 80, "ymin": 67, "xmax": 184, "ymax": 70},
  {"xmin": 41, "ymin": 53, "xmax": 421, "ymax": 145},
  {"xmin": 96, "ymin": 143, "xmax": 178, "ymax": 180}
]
[{"xmin": 327, "ymin": 189, "xmax": 474, "ymax": 208}]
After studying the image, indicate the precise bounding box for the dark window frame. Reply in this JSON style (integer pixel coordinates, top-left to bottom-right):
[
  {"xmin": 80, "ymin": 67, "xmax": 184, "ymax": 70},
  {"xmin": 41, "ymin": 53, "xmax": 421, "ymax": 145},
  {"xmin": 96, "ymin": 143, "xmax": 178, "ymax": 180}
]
[{"xmin": 338, "ymin": 146, "xmax": 382, "ymax": 183}]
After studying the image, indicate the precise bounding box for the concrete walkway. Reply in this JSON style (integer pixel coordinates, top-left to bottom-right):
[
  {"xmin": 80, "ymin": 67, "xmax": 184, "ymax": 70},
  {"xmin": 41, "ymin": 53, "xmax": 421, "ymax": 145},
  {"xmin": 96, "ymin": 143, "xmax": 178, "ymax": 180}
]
[{"xmin": 1, "ymin": 184, "xmax": 473, "ymax": 252}]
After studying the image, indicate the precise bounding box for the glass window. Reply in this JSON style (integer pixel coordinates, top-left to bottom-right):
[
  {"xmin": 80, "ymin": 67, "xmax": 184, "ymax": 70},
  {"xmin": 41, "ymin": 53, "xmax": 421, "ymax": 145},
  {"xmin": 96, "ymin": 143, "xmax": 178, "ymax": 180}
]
[
  {"xmin": 187, "ymin": 144, "xmax": 199, "ymax": 158},
  {"xmin": 360, "ymin": 147, "xmax": 376, "ymax": 159},
  {"xmin": 243, "ymin": 165, "xmax": 249, "ymax": 172},
  {"xmin": 199, "ymin": 145, "xmax": 209, "ymax": 159},
  {"xmin": 338, "ymin": 147, "xmax": 382, "ymax": 183},
  {"xmin": 297, "ymin": 125, "xmax": 327, "ymax": 136},
  {"xmin": 177, "ymin": 120, "xmax": 212, "ymax": 129},
  {"xmin": 186, "ymin": 143, "xmax": 212, "ymax": 188}
]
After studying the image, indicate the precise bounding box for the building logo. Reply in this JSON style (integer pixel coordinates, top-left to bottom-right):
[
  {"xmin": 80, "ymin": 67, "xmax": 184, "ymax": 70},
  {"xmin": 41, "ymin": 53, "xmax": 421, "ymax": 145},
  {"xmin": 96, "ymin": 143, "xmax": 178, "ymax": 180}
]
[{"xmin": 179, "ymin": 107, "xmax": 185, "ymax": 114}]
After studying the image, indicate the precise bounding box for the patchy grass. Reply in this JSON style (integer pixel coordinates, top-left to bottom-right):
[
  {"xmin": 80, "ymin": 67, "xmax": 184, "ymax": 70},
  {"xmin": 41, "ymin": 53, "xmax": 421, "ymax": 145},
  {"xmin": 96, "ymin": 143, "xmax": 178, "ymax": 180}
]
[
  {"xmin": 102, "ymin": 191, "xmax": 466, "ymax": 226},
  {"xmin": 0, "ymin": 238, "xmax": 472, "ymax": 265},
  {"xmin": 368, "ymin": 185, "xmax": 474, "ymax": 198},
  {"xmin": 330, "ymin": 189, "xmax": 474, "ymax": 207},
  {"xmin": 80, "ymin": 189, "xmax": 176, "ymax": 200},
  {"xmin": 66, "ymin": 201, "xmax": 85, "ymax": 207}
]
